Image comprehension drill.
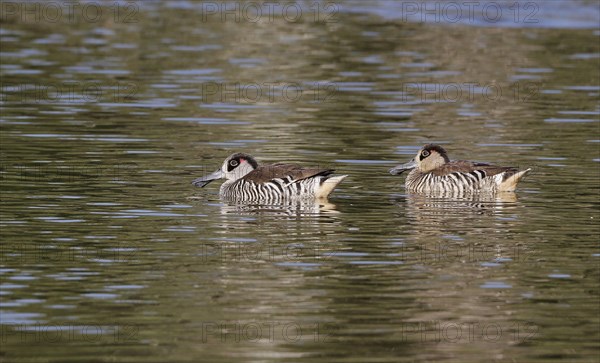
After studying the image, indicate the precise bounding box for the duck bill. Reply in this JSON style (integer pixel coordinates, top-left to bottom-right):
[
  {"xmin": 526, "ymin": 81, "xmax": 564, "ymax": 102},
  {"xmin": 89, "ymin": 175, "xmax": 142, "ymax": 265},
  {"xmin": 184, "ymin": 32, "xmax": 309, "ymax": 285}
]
[
  {"xmin": 389, "ymin": 160, "xmax": 417, "ymax": 175},
  {"xmin": 192, "ymin": 169, "xmax": 224, "ymax": 187}
]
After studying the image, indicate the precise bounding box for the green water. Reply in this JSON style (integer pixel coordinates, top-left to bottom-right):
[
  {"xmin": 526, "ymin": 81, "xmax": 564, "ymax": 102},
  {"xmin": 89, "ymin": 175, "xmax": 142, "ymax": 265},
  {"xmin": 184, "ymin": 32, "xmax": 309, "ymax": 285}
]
[{"xmin": 1, "ymin": 1, "xmax": 599, "ymax": 362}]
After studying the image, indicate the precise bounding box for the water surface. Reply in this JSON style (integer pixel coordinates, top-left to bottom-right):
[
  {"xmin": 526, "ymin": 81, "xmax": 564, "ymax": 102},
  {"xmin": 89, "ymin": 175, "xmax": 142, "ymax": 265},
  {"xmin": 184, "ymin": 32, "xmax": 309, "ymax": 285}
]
[{"xmin": 1, "ymin": 1, "xmax": 599, "ymax": 362}]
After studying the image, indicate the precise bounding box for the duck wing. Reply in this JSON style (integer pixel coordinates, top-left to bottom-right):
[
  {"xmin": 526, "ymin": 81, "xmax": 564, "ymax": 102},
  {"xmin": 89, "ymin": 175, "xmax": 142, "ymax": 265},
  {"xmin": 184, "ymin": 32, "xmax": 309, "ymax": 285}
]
[
  {"xmin": 242, "ymin": 163, "xmax": 334, "ymax": 184},
  {"xmin": 431, "ymin": 160, "xmax": 518, "ymax": 177}
]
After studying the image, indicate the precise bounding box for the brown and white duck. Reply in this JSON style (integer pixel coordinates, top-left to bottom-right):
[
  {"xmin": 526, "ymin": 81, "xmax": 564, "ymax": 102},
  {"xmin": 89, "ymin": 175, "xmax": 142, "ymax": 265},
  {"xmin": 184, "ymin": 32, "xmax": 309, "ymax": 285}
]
[
  {"xmin": 192, "ymin": 153, "xmax": 347, "ymax": 201},
  {"xmin": 389, "ymin": 144, "xmax": 531, "ymax": 193}
]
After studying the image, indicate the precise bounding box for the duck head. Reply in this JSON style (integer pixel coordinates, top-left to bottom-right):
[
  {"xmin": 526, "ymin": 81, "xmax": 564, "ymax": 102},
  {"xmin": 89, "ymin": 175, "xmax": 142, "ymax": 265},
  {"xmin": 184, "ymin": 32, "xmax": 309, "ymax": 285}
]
[
  {"xmin": 192, "ymin": 153, "xmax": 259, "ymax": 187},
  {"xmin": 389, "ymin": 144, "xmax": 450, "ymax": 175}
]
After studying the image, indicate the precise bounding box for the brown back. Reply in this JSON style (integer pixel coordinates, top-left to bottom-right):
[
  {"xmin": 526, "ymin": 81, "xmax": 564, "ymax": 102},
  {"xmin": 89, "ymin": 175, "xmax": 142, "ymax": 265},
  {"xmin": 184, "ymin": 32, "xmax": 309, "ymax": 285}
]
[
  {"xmin": 242, "ymin": 163, "xmax": 334, "ymax": 184},
  {"xmin": 431, "ymin": 160, "xmax": 517, "ymax": 177}
]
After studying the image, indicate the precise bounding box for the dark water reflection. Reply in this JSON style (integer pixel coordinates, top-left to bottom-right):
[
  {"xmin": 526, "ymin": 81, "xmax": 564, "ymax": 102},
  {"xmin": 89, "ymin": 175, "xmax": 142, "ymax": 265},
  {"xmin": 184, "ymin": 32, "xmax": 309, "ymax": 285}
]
[{"xmin": 1, "ymin": 1, "xmax": 599, "ymax": 362}]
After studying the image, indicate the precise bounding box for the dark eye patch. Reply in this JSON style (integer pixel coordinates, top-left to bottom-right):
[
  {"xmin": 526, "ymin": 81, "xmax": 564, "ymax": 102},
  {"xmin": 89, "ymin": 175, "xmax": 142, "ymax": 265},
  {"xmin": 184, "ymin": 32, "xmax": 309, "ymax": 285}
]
[
  {"xmin": 419, "ymin": 150, "xmax": 430, "ymax": 160},
  {"xmin": 227, "ymin": 159, "xmax": 239, "ymax": 171}
]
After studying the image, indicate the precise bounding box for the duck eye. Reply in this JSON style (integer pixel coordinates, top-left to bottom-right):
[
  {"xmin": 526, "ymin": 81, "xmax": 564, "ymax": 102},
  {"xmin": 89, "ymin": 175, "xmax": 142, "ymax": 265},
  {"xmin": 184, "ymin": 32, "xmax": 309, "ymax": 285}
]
[
  {"xmin": 421, "ymin": 150, "xmax": 430, "ymax": 157},
  {"xmin": 229, "ymin": 160, "xmax": 239, "ymax": 167}
]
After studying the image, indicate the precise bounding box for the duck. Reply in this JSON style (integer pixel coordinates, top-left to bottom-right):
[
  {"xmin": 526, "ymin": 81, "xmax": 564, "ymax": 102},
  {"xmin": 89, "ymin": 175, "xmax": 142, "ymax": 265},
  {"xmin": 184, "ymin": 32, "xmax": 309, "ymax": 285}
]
[
  {"xmin": 192, "ymin": 153, "xmax": 347, "ymax": 201},
  {"xmin": 389, "ymin": 144, "xmax": 530, "ymax": 193}
]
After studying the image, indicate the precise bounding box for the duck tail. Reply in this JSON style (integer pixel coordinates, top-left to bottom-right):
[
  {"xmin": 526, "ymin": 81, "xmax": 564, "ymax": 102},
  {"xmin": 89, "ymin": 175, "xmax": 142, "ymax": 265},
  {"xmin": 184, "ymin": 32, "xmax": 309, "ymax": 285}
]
[
  {"xmin": 498, "ymin": 168, "xmax": 531, "ymax": 192},
  {"xmin": 317, "ymin": 175, "xmax": 347, "ymax": 199}
]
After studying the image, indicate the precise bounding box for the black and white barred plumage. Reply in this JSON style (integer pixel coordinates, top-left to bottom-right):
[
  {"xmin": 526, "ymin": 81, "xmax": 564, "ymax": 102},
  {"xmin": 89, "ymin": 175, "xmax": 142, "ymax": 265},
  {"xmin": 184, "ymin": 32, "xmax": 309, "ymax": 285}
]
[
  {"xmin": 405, "ymin": 169, "xmax": 505, "ymax": 193},
  {"xmin": 390, "ymin": 144, "xmax": 530, "ymax": 194},
  {"xmin": 220, "ymin": 175, "xmax": 328, "ymax": 201},
  {"xmin": 192, "ymin": 153, "xmax": 346, "ymax": 201}
]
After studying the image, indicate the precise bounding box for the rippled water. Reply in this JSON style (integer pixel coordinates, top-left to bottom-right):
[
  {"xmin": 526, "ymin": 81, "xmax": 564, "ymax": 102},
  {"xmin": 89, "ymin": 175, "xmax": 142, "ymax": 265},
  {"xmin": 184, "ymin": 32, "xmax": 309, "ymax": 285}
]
[{"xmin": 1, "ymin": 1, "xmax": 599, "ymax": 362}]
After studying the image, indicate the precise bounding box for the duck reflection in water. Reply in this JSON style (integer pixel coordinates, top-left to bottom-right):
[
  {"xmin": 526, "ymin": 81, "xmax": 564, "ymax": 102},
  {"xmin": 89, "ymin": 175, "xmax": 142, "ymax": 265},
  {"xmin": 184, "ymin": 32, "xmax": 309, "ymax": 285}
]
[{"xmin": 216, "ymin": 198, "xmax": 342, "ymax": 216}]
